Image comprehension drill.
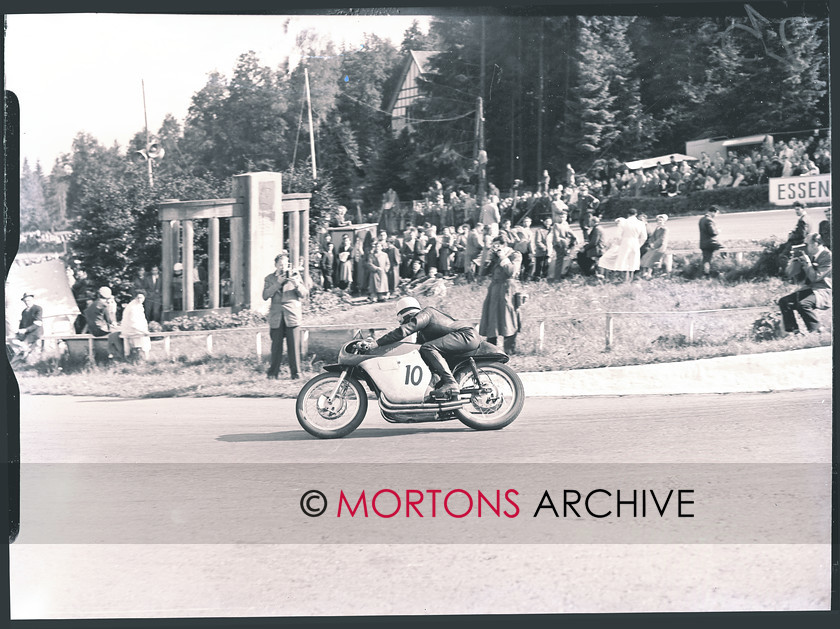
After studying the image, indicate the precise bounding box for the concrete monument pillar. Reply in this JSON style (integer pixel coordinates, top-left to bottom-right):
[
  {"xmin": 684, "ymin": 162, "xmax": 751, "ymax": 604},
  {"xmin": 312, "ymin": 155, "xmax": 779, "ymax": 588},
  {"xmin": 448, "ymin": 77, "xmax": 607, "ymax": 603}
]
[{"xmin": 232, "ymin": 172, "xmax": 285, "ymax": 315}]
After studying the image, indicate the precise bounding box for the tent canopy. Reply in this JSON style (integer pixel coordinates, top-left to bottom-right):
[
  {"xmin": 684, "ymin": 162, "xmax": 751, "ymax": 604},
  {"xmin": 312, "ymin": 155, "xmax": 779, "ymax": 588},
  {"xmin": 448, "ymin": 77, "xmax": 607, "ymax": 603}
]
[
  {"xmin": 624, "ymin": 153, "xmax": 698, "ymax": 171},
  {"xmin": 5, "ymin": 258, "xmax": 79, "ymax": 337}
]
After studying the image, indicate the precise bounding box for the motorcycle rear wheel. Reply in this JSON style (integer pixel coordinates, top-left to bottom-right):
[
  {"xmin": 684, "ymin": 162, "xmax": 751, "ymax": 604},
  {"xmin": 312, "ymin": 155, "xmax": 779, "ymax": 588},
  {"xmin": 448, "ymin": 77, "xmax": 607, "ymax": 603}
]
[
  {"xmin": 296, "ymin": 372, "xmax": 368, "ymax": 439},
  {"xmin": 453, "ymin": 362, "xmax": 525, "ymax": 430}
]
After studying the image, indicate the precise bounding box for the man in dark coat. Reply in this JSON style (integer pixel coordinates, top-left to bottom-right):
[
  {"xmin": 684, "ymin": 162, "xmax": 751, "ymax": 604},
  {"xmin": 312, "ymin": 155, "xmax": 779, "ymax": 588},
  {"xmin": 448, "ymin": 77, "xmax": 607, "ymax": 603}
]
[
  {"xmin": 84, "ymin": 287, "xmax": 117, "ymax": 337},
  {"xmin": 142, "ymin": 266, "xmax": 163, "ymax": 322},
  {"xmin": 363, "ymin": 296, "xmax": 480, "ymax": 399},
  {"xmin": 479, "ymin": 236, "xmax": 523, "ymax": 354},
  {"xmin": 787, "ymin": 202, "xmax": 813, "ymax": 247},
  {"xmin": 777, "ymin": 202, "xmax": 815, "ymax": 273},
  {"xmin": 12, "ymin": 292, "xmax": 44, "ymax": 355},
  {"xmin": 699, "ymin": 205, "xmax": 722, "ymax": 276},
  {"xmin": 577, "ymin": 187, "xmax": 601, "ymax": 239},
  {"xmin": 818, "ymin": 207, "xmax": 831, "ymax": 251},
  {"xmin": 577, "ymin": 214, "xmax": 606, "ymax": 277},
  {"xmin": 386, "ymin": 236, "xmax": 402, "ymax": 294}
]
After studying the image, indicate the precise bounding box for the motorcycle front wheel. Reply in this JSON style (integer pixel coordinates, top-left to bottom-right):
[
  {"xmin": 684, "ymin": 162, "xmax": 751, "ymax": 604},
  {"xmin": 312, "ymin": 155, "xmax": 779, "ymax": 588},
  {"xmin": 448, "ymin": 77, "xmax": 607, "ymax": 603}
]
[
  {"xmin": 295, "ymin": 372, "xmax": 369, "ymax": 439},
  {"xmin": 453, "ymin": 362, "xmax": 525, "ymax": 430}
]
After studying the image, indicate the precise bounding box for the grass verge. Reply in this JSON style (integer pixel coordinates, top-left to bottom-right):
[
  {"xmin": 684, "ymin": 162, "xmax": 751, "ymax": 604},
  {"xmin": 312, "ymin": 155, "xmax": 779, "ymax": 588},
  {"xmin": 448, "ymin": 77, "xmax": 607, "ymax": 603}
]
[{"xmin": 15, "ymin": 272, "xmax": 831, "ymax": 398}]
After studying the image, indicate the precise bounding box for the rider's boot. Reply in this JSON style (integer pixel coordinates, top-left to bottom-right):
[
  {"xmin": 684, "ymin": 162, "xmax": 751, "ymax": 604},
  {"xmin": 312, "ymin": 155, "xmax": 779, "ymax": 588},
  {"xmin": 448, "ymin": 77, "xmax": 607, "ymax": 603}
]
[{"xmin": 421, "ymin": 347, "xmax": 460, "ymax": 400}]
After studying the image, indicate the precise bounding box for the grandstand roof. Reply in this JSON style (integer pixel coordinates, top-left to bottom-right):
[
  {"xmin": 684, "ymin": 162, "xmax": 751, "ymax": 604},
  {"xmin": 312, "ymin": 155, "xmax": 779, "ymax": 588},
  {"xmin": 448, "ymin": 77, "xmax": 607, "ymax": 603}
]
[{"xmin": 625, "ymin": 153, "xmax": 698, "ymax": 171}]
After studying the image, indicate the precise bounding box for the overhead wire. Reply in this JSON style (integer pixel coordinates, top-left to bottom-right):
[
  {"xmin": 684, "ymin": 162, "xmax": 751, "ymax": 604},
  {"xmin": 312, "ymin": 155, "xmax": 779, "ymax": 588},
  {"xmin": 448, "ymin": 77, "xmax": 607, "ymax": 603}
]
[{"xmin": 338, "ymin": 90, "xmax": 476, "ymax": 124}]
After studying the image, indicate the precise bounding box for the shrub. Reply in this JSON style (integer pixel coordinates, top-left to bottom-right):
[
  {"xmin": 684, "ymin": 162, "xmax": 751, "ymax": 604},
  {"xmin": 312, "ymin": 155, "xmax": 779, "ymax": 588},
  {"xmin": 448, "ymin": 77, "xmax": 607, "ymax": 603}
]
[
  {"xmin": 161, "ymin": 309, "xmax": 267, "ymax": 332},
  {"xmin": 599, "ymin": 185, "xmax": 771, "ymax": 220},
  {"xmin": 752, "ymin": 310, "xmax": 783, "ymax": 341},
  {"xmin": 674, "ymin": 238, "xmax": 786, "ymax": 282}
]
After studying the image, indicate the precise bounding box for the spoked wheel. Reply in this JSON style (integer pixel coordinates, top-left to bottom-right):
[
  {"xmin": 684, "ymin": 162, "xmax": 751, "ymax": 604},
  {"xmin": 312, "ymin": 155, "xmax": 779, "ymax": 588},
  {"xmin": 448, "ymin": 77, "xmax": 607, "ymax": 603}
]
[
  {"xmin": 295, "ymin": 372, "xmax": 368, "ymax": 439},
  {"xmin": 453, "ymin": 362, "xmax": 525, "ymax": 430}
]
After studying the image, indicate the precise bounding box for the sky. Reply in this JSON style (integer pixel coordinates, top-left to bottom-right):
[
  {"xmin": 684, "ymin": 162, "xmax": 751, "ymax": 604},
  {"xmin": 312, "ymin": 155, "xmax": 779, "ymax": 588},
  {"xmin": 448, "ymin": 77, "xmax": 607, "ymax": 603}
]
[{"xmin": 5, "ymin": 13, "xmax": 431, "ymax": 171}]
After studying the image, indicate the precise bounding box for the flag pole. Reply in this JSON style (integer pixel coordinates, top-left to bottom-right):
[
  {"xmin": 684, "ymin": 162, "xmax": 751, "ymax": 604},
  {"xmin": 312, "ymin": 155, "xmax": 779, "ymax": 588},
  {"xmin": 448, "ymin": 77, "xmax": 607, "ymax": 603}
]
[
  {"xmin": 304, "ymin": 68, "xmax": 317, "ymax": 181},
  {"xmin": 142, "ymin": 79, "xmax": 153, "ymax": 187}
]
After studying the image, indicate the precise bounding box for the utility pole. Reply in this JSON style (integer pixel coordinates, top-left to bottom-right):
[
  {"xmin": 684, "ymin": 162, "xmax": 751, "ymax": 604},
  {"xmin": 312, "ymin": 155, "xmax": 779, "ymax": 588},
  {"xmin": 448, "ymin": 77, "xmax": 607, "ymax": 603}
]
[
  {"xmin": 480, "ymin": 17, "xmax": 486, "ymax": 102},
  {"xmin": 142, "ymin": 79, "xmax": 153, "ymax": 188},
  {"xmin": 477, "ymin": 96, "xmax": 486, "ymax": 207},
  {"xmin": 516, "ymin": 20, "xmax": 523, "ymax": 183},
  {"xmin": 477, "ymin": 16, "xmax": 487, "ymax": 206},
  {"xmin": 304, "ymin": 68, "xmax": 317, "ymax": 181},
  {"xmin": 510, "ymin": 91, "xmax": 515, "ymax": 190},
  {"xmin": 536, "ymin": 18, "xmax": 545, "ymax": 186}
]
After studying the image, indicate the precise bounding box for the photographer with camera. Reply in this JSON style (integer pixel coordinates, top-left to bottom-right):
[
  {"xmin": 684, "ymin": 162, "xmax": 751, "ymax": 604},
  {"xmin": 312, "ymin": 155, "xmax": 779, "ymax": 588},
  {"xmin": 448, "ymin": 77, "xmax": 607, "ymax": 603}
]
[
  {"xmin": 778, "ymin": 232, "xmax": 831, "ymax": 335},
  {"xmin": 263, "ymin": 252, "xmax": 309, "ymax": 380},
  {"xmin": 479, "ymin": 235, "xmax": 524, "ymax": 354}
]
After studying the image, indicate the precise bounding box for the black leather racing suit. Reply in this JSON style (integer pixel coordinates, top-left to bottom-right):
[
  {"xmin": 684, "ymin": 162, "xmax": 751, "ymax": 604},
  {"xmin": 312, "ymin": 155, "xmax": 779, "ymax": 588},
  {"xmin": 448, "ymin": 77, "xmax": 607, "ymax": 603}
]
[{"xmin": 375, "ymin": 307, "xmax": 479, "ymax": 384}]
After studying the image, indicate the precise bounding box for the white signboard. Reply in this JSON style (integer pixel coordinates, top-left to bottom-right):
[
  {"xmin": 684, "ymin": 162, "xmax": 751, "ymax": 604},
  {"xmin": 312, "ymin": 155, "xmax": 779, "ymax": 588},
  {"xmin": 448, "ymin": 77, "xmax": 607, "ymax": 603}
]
[{"xmin": 769, "ymin": 174, "xmax": 831, "ymax": 205}]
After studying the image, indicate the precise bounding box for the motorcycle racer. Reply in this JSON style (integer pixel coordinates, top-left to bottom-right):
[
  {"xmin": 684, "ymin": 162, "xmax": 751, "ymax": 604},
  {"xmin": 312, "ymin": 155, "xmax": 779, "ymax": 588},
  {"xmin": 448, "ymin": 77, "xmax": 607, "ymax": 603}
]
[{"xmin": 361, "ymin": 296, "xmax": 480, "ymax": 399}]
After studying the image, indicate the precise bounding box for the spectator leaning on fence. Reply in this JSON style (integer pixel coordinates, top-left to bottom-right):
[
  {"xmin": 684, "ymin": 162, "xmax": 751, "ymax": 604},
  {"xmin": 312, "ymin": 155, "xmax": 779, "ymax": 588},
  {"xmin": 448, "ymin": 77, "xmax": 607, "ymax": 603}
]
[{"xmin": 778, "ymin": 232, "xmax": 831, "ymax": 335}]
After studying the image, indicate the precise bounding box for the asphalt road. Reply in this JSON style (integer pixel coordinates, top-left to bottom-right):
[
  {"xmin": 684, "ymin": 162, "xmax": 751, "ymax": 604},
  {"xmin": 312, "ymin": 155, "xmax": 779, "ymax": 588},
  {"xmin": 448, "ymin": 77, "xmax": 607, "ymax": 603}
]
[{"xmin": 10, "ymin": 391, "xmax": 832, "ymax": 618}]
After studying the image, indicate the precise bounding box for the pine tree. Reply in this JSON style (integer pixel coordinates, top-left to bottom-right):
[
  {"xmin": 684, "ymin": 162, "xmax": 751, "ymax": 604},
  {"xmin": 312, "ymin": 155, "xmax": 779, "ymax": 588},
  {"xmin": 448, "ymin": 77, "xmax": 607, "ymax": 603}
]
[
  {"xmin": 560, "ymin": 17, "xmax": 617, "ymax": 170},
  {"xmin": 600, "ymin": 16, "xmax": 652, "ymax": 161},
  {"xmin": 20, "ymin": 158, "xmax": 50, "ymax": 231}
]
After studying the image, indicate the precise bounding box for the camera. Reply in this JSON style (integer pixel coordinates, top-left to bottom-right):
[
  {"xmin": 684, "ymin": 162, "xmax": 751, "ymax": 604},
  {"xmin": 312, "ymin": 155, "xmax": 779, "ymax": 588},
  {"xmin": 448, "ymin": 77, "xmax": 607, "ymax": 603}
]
[{"xmin": 791, "ymin": 244, "xmax": 806, "ymax": 256}]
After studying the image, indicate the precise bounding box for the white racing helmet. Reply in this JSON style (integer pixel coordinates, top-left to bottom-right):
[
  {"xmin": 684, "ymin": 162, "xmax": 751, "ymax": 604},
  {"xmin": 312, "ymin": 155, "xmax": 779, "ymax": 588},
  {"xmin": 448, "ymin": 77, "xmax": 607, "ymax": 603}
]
[{"xmin": 395, "ymin": 296, "xmax": 421, "ymax": 319}]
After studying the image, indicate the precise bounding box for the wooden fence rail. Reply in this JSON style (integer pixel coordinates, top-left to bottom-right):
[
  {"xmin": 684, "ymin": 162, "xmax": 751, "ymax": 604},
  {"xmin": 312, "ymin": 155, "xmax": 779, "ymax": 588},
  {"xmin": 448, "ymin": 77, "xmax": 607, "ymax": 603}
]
[{"xmin": 43, "ymin": 305, "xmax": 786, "ymax": 361}]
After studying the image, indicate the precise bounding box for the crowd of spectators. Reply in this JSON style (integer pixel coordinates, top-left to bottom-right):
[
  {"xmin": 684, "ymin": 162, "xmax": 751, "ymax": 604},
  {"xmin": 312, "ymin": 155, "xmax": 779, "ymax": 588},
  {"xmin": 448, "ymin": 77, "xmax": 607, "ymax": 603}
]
[
  {"xmin": 367, "ymin": 134, "xmax": 830, "ymax": 233},
  {"xmin": 312, "ymin": 132, "xmax": 831, "ymax": 297},
  {"xmin": 601, "ymin": 135, "xmax": 830, "ymax": 199},
  {"xmin": 313, "ymin": 201, "xmax": 669, "ymax": 300}
]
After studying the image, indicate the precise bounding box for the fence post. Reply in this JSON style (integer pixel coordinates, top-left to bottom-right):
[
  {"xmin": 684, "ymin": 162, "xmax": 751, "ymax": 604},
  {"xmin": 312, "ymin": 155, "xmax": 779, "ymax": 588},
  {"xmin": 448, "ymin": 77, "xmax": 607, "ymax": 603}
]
[
  {"xmin": 164, "ymin": 336, "xmax": 171, "ymax": 358},
  {"xmin": 87, "ymin": 337, "xmax": 93, "ymax": 362},
  {"xmin": 663, "ymin": 253, "xmax": 674, "ymax": 274},
  {"xmin": 122, "ymin": 337, "xmax": 129, "ymax": 358},
  {"xmin": 538, "ymin": 320, "xmax": 545, "ymax": 352},
  {"xmin": 605, "ymin": 314, "xmax": 614, "ymax": 351},
  {"xmin": 206, "ymin": 334, "xmax": 213, "ymax": 355},
  {"xmin": 688, "ymin": 319, "xmax": 696, "ymax": 344},
  {"xmin": 256, "ymin": 332, "xmax": 262, "ymax": 359}
]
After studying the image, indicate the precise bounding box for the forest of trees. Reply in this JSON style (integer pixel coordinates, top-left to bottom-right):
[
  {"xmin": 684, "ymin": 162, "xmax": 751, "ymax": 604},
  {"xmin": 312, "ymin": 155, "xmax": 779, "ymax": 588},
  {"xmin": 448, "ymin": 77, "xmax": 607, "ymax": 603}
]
[{"xmin": 18, "ymin": 8, "xmax": 829, "ymax": 290}]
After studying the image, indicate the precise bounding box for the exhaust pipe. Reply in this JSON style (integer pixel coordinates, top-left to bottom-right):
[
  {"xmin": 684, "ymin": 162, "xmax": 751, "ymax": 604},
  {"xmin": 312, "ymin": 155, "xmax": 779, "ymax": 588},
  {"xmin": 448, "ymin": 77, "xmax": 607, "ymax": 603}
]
[{"xmin": 380, "ymin": 395, "xmax": 469, "ymax": 412}]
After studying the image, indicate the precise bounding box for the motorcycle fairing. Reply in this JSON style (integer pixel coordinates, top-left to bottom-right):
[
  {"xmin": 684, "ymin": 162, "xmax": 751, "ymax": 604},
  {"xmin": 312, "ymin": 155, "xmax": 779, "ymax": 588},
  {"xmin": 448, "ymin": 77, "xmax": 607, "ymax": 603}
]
[{"xmin": 359, "ymin": 348, "xmax": 433, "ymax": 403}]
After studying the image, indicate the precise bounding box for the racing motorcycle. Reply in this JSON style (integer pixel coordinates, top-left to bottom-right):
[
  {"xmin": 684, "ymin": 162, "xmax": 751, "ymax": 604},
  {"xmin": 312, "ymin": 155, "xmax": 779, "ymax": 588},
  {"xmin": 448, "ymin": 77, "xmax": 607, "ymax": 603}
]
[{"xmin": 295, "ymin": 338, "xmax": 525, "ymax": 439}]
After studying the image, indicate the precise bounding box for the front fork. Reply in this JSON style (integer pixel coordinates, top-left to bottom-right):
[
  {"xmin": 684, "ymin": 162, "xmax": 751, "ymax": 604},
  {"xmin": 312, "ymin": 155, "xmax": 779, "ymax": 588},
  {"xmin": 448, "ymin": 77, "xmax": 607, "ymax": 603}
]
[{"xmin": 327, "ymin": 368, "xmax": 349, "ymax": 402}]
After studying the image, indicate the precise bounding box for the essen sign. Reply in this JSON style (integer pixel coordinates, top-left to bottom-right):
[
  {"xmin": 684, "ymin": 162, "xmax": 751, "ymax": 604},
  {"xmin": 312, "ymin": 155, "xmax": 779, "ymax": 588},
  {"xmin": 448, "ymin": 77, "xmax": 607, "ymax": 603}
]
[{"xmin": 769, "ymin": 174, "xmax": 831, "ymax": 205}]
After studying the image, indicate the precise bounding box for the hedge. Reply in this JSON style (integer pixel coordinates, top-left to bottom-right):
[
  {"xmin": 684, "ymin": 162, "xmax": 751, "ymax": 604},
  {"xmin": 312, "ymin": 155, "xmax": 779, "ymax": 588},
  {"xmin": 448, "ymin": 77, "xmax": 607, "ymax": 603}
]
[{"xmin": 598, "ymin": 185, "xmax": 774, "ymax": 220}]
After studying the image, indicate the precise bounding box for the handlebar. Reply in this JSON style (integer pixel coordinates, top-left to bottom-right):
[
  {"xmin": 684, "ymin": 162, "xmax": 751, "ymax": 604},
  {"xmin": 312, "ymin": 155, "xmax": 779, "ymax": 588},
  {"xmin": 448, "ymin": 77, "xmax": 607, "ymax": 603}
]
[{"xmin": 346, "ymin": 340, "xmax": 368, "ymax": 355}]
